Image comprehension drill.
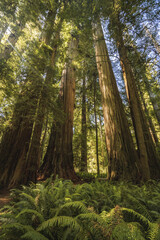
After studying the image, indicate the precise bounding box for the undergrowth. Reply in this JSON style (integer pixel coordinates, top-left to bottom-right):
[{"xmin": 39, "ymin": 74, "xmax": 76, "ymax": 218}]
[{"xmin": 0, "ymin": 177, "xmax": 160, "ymax": 240}]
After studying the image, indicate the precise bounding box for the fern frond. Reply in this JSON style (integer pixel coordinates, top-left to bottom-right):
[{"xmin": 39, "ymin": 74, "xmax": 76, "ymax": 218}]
[
  {"xmin": 0, "ymin": 206, "xmax": 18, "ymax": 223},
  {"xmin": 16, "ymin": 209, "xmax": 44, "ymax": 222},
  {"xmin": 37, "ymin": 216, "xmax": 83, "ymax": 233},
  {"xmin": 20, "ymin": 193, "xmax": 36, "ymax": 207},
  {"xmin": 0, "ymin": 204, "xmax": 13, "ymax": 212},
  {"xmin": 76, "ymin": 212, "xmax": 103, "ymax": 223},
  {"xmin": 1, "ymin": 222, "xmax": 28, "ymax": 232},
  {"xmin": 121, "ymin": 207, "xmax": 151, "ymax": 230},
  {"xmin": 0, "ymin": 223, "xmax": 26, "ymax": 240},
  {"xmin": 71, "ymin": 192, "xmax": 81, "ymax": 200},
  {"xmin": 56, "ymin": 201, "xmax": 88, "ymax": 216},
  {"xmin": 148, "ymin": 223, "xmax": 160, "ymax": 240},
  {"xmin": 112, "ymin": 222, "xmax": 145, "ymax": 240},
  {"xmin": 62, "ymin": 227, "xmax": 88, "ymax": 240},
  {"xmin": 21, "ymin": 230, "xmax": 48, "ymax": 240},
  {"xmin": 76, "ymin": 212, "xmax": 109, "ymax": 239},
  {"xmin": 122, "ymin": 191, "xmax": 153, "ymax": 221}
]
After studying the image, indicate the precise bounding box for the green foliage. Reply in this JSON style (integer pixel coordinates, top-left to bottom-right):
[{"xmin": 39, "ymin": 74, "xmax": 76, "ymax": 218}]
[
  {"xmin": 76, "ymin": 172, "xmax": 96, "ymax": 181},
  {"xmin": 21, "ymin": 229, "xmax": 49, "ymax": 240},
  {"xmin": 112, "ymin": 222, "xmax": 145, "ymax": 240},
  {"xmin": 1, "ymin": 0, "xmax": 159, "ymax": 187},
  {"xmin": 0, "ymin": 178, "xmax": 160, "ymax": 239}
]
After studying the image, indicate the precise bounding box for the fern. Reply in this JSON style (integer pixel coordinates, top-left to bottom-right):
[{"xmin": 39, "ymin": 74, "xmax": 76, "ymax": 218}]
[
  {"xmin": 1, "ymin": 222, "xmax": 26, "ymax": 231},
  {"xmin": 56, "ymin": 201, "xmax": 88, "ymax": 216},
  {"xmin": 76, "ymin": 212, "xmax": 104, "ymax": 223},
  {"xmin": 121, "ymin": 189, "xmax": 153, "ymax": 222},
  {"xmin": 1, "ymin": 178, "xmax": 160, "ymax": 240},
  {"xmin": 112, "ymin": 222, "xmax": 145, "ymax": 240},
  {"xmin": 16, "ymin": 209, "xmax": 44, "ymax": 223},
  {"xmin": 76, "ymin": 212, "xmax": 109, "ymax": 239},
  {"xmin": 148, "ymin": 223, "xmax": 160, "ymax": 240},
  {"xmin": 20, "ymin": 192, "xmax": 36, "ymax": 206},
  {"xmin": 0, "ymin": 223, "xmax": 32, "ymax": 239},
  {"xmin": 37, "ymin": 216, "xmax": 83, "ymax": 232},
  {"xmin": 121, "ymin": 207, "xmax": 151, "ymax": 230},
  {"xmin": 21, "ymin": 230, "xmax": 49, "ymax": 240}
]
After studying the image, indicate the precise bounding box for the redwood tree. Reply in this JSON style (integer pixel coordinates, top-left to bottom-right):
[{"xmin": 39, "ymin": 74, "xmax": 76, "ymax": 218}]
[
  {"xmin": 93, "ymin": 20, "xmax": 139, "ymax": 181},
  {"xmin": 81, "ymin": 76, "xmax": 88, "ymax": 172},
  {"xmin": 110, "ymin": 2, "xmax": 160, "ymax": 180},
  {"xmin": 0, "ymin": 8, "xmax": 60, "ymax": 188},
  {"xmin": 39, "ymin": 37, "xmax": 79, "ymax": 182}
]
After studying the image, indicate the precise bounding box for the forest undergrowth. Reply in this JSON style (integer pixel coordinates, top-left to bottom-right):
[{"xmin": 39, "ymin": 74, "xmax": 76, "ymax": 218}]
[{"xmin": 0, "ymin": 176, "xmax": 160, "ymax": 240}]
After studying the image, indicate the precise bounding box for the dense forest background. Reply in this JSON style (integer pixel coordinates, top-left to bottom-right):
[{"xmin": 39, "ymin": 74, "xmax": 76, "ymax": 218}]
[
  {"xmin": 0, "ymin": 0, "xmax": 160, "ymax": 239},
  {"xmin": 0, "ymin": 0, "xmax": 160, "ymax": 188}
]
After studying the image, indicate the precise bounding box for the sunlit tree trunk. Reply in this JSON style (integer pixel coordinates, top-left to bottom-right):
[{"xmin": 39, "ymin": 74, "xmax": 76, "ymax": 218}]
[
  {"xmin": 23, "ymin": 20, "xmax": 62, "ymax": 184},
  {"xmin": 0, "ymin": 22, "xmax": 25, "ymax": 60},
  {"xmin": 93, "ymin": 21, "xmax": 139, "ymax": 181},
  {"xmin": 143, "ymin": 78, "xmax": 160, "ymax": 125},
  {"xmin": 39, "ymin": 38, "xmax": 79, "ymax": 182},
  {"xmin": 0, "ymin": 10, "xmax": 58, "ymax": 188},
  {"xmin": 148, "ymin": 92, "xmax": 160, "ymax": 126},
  {"xmin": 0, "ymin": 24, "xmax": 8, "ymax": 42},
  {"xmin": 114, "ymin": 13, "xmax": 160, "ymax": 180},
  {"xmin": 99, "ymin": 114, "xmax": 106, "ymax": 167},
  {"xmin": 0, "ymin": 0, "xmax": 18, "ymax": 42},
  {"xmin": 94, "ymin": 76, "xmax": 100, "ymax": 176},
  {"xmin": 144, "ymin": 26, "xmax": 160, "ymax": 55},
  {"xmin": 81, "ymin": 76, "xmax": 87, "ymax": 172},
  {"xmin": 138, "ymin": 86, "xmax": 159, "ymax": 145}
]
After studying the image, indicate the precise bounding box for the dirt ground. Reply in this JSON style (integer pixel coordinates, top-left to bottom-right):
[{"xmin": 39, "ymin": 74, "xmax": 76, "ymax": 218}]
[{"xmin": 0, "ymin": 189, "xmax": 10, "ymax": 208}]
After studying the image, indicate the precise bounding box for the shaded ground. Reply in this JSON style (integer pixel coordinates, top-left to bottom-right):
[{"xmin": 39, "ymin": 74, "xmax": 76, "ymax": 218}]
[{"xmin": 0, "ymin": 189, "xmax": 10, "ymax": 208}]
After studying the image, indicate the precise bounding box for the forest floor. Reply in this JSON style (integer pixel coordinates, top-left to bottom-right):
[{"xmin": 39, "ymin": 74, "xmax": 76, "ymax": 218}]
[
  {"xmin": 0, "ymin": 178, "xmax": 105, "ymax": 208},
  {"xmin": 0, "ymin": 189, "xmax": 10, "ymax": 208}
]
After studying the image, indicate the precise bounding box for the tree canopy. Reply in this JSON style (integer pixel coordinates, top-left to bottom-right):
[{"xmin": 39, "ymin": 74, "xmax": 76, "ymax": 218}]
[{"xmin": 0, "ymin": 0, "xmax": 160, "ymax": 188}]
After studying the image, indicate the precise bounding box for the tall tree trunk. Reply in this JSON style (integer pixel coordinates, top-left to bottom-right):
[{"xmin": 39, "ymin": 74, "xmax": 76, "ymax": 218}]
[
  {"xmin": 0, "ymin": 11, "xmax": 58, "ymax": 188},
  {"xmin": 39, "ymin": 38, "xmax": 79, "ymax": 182},
  {"xmin": 21, "ymin": 18, "xmax": 62, "ymax": 184},
  {"xmin": 40, "ymin": 112, "xmax": 49, "ymax": 160},
  {"xmin": 143, "ymin": 78, "xmax": 160, "ymax": 125},
  {"xmin": 0, "ymin": 24, "xmax": 8, "ymax": 42},
  {"xmin": 93, "ymin": 21, "xmax": 139, "ymax": 181},
  {"xmin": 99, "ymin": 113, "xmax": 106, "ymax": 168},
  {"xmin": 81, "ymin": 76, "xmax": 87, "ymax": 172},
  {"xmin": 113, "ymin": 13, "xmax": 160, "ymax": 179},
  {"xmin": 138, "ymin": 85, "xmax": 159, "ymax": 146},
  {"xmin": 0, "ymin": 22, "xmax": 25, "ymax": 60},
  {"xmin": 144, "ymin": 26, "xmax": 160, "ymax": 55},
  {"xmin": 94, "ymin": 76, "xmax": 100, "ymax": 176},
  {"xmin": 0, "ymin": 91, "xmax": 39, "ymax": 187},
  {"xmin": 0, "ymin": 0, "xmax": 18, "ymax": 42}
]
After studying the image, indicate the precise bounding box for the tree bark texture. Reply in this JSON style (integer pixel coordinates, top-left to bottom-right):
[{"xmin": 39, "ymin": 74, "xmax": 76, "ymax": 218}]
[
  {"xmin": 39, "ymin": 38, "xmax": 79, "ymax": 182},
  {"xmin": 144, "ymin": 26, "xmax": 160, "ymax": 55},
  {"xmin": 114, "ymin": 14, "xmax": 160, "ymax": 180},
  {"xmin": 81, "ymin": 77, "xmax": 88, "ymax": 172},
  {"xmin": 0, "ymin": 92, "xmax": 39, "ymax": 187},
  {"xmin": 93, "ymin": 21, "xmax": 139, "ymax": 181},
  {"xmin": 99, "ymin": 114, "xmax": 107, "ymax": 167},
  {"xmin": 0, "ymin": 11, "xmax": 58, "ymax": 188},
  {"xmin": 138, "ymin": 83, "xmax": 159, "ymax": 146},
  {"xmin": 144, "ymin": 78, "xmax": 160, "ymax": 126},
  {"xmin": 94, "ymin": 76, "xmax": 100, "ymax": 176}
]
